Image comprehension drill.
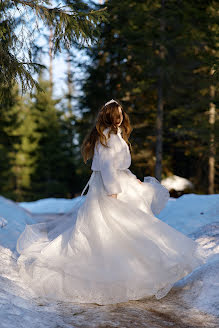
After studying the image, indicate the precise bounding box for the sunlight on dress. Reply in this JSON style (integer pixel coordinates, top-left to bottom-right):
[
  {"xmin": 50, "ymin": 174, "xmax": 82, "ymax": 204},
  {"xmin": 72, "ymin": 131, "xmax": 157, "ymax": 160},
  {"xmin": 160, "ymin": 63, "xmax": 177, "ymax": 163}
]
[
  {"xmin": 16, "ymin": 127, "xmax": 205, "ymax": 305},
  {"xmin": 16, "ymin": 170, "xmax": 205, "ymax": 305}
]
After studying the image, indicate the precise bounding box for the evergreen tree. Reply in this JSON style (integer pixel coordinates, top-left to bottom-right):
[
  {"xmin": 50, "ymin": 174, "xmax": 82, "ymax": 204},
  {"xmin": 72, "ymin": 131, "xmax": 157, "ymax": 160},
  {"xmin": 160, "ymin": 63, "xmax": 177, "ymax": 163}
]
[
  {"xmin": 0, "ymin": 74, "xmax": 81, "ymax": 201},
  {"xmin": 9, "ymin": 90, "xmax": 41, "ymax": 201},
  {"xmin": 29, "ymin": 76, "xmax": 69, "ymax": 199},
  {"xmin": 78, "ymin": 0, "xmax": 219, "ymax": 193},
  {"xmin": 0, "ymin": 0, "xmax": 108, "ymax": 101},
  {"xmin": 0, "ymin": 84, "xmax": 21, "ymax": 199}
]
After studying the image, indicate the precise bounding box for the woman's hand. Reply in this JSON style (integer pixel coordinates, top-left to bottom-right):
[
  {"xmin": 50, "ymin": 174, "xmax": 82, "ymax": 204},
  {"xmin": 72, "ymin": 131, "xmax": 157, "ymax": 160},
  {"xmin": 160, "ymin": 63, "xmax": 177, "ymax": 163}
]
[
  {"xmin": 108, "ymin": 194, "xmax": 117, "ymax": 198},
  {"xmin": 137, "ymin": 179, "xmax": 143, "ymax": 184}
]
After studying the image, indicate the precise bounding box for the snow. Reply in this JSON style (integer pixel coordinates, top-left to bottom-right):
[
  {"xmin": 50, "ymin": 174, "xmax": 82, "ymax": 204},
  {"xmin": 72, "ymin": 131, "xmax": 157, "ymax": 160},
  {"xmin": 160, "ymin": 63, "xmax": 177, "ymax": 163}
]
[
  {"xmin": 0, "ymin": 193, "xmax": 218, "ymax": 327},
  {"xmin": 0, "ymin": 196, "xmax": 34, "ymax": 251},
  {"xmin": 18, "ymin": 197, "xmax": 83, "ymax": 214},
  {"xmin": 158, "ymin": 193, "xmax": 219, "ymax": 234},
  {"xmin": 161, "ymin": 175, "xmax": 194, "ymax": 191},
  {"xmin": 179, "ymin": 256, "xmax": 219, "ymax": 316}
]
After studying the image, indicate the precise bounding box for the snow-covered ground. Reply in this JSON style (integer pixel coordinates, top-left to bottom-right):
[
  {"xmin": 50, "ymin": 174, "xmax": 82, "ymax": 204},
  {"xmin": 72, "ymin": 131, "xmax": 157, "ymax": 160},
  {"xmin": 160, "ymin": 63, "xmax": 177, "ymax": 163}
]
[
  {"xmin": 0, "ymin": 196, "xmax": 34, "ymax": 251},
  {"xmin": 19, "ymin": 197, "xmax": 83, "ymax": 214},
  {"xmin": 1, "ymin": 193, "xmax": 219, "ymax": 327},
  {"xmin": 158, "ymin": 193, "xmax": 219, "ymax": 234}
]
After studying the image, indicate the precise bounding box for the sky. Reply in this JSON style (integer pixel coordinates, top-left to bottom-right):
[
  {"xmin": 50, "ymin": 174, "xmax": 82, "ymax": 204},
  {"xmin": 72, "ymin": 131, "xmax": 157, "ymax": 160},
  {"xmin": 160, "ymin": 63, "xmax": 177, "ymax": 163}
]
[
  {"xmin": 41, "ymin": 0, "xmax": 100, "ymax": 99},
  {"xmin": 34, "ymin": 20, "xmax": 88, "ymax": 102},
  {"xmin": 8, "ymin": 0, "xmax": 103, "ymax": 117},
  {"xmin": 37, "ymin": 34, "xmax": 86, "ymax": 99},
  {"xmin": 13, "ymin": 1, "xmax": 97, "ymax": 104}
]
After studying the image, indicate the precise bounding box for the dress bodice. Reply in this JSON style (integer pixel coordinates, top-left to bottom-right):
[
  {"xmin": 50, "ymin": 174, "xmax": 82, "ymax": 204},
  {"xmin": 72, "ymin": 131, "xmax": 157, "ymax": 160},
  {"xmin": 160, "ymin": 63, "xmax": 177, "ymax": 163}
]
[
  {"xmin": 91, "ymin": 127, "xmax": 131, "ymax": 172},
  {"xmin": 89, "ymin": 127, "xmax": 136, "ymax": 195}
]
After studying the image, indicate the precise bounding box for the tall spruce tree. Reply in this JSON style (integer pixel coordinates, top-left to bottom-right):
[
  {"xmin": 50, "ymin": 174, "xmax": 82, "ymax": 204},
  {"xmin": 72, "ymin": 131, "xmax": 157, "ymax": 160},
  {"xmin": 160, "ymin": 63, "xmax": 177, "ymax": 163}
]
[
  {"xmin": 29, "ymin": 75, "xmax": 71, "ymax": 199},
  {"xmin": 9, "ymin": 90, "xmax": 40, "ymax": 201}
]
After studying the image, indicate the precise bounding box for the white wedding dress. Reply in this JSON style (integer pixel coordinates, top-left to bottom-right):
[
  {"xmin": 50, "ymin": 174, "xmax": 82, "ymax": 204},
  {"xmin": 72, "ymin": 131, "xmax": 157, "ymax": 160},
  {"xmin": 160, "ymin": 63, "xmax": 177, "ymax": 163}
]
[{"xmin": 16, "ymin": 128, "xmax": 205, "ymax": 305}]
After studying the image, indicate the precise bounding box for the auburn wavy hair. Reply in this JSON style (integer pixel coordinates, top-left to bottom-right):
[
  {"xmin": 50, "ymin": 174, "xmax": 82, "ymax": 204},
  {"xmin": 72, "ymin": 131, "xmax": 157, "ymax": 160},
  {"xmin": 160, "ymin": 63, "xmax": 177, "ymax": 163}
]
[{"xmin": 81, "ymin": 100, "xmax": 133, "ymax": 164}]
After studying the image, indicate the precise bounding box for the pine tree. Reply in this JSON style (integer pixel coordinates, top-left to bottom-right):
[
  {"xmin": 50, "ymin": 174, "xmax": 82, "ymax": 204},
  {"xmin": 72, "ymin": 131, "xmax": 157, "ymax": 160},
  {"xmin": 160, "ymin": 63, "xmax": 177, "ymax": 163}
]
[
  {"xmin": 28, "ymin": 76, "xmax": 65, "ymax": 198},
  {"xmin": 9, "ymin": 90, "xmax": 41, "ymax": 201},
  {"xmin": 0, "ymin": 84, "xmax": 21, "ymax": 199},
  {"xmin": 0, "ymin": 0, "xmax": 108, "ymax": 101}
]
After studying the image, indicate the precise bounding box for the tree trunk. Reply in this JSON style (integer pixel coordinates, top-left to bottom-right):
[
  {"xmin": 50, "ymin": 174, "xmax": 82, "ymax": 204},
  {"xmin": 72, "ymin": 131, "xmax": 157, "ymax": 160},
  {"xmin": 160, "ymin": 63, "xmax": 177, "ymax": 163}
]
[
  {"xmin": 155, "ymin": 74, "xmax": 164, "ymax": 182},
  {"xmin": 155, "ymin": 0, "xmax": 165, "ymax": 182},
  {"xmin": 67, "ymin": 51, "xmax": 73, "ymax": 111},
  {"xmin": 49, "ymin": 27, "xmax": 53, "ymax": 93},
  {"xmin": 208, "ymin": 68, "xmax": 215, "ymax": 194}
]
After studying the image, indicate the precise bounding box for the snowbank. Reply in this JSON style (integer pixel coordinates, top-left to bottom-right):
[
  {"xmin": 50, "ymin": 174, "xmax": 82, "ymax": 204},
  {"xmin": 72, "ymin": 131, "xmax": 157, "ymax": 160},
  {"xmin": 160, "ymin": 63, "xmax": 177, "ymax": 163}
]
[
  {"xmin": 158, "ymin": 193, "xmax": 219, "ymax": 235},
  {"xmin": 19, "ymin": 197, "xmax": 83, "ymax": 214},
  {"xmin": 161, "ymin": 175, "xmax": 194, "ymax": 191},
  {"xmin": 0, "ymin": 196, "xmax": 34, "ymax": 251}
]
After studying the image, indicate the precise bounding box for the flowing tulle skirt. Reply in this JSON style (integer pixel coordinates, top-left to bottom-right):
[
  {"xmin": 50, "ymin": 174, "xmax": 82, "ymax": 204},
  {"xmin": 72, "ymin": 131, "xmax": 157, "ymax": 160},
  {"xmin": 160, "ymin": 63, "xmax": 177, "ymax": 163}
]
[{"xmin": 16, "ymin": 170, "xmax": 205, "ymax": 305}]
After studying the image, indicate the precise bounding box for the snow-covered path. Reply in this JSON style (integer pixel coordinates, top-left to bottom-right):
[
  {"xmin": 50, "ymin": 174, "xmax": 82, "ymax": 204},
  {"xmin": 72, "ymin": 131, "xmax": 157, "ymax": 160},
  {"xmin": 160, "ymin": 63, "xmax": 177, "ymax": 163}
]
[{"xmin": 0, "ymin": 194, "xmax": 219, "ymax": 327}]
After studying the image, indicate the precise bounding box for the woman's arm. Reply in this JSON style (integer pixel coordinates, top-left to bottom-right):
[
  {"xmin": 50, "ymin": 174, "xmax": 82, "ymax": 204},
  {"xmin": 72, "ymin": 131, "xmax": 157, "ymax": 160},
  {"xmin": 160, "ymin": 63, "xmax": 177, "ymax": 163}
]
[
  {"xmin": 124, "ymin": 168, "xmax": 142, "ymax": 184},
  {"xmin": 124, "ymin": 168, "xmax": 137, "ymax": 179}
]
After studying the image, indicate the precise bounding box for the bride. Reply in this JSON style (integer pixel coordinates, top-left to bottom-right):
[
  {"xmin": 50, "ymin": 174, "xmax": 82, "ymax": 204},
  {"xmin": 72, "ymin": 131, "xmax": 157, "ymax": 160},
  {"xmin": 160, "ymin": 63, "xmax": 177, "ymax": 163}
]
[{"xmin": 16, "ymin": 99, "xmax": 205, "ymax": 305}]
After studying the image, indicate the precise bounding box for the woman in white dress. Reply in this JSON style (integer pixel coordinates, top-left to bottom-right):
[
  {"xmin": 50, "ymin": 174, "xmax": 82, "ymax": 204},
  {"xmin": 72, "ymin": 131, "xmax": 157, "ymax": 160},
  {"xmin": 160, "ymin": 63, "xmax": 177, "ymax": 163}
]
[{"xmin": 16, "ymin": 99, "xmax": 205, "ymax": 305}]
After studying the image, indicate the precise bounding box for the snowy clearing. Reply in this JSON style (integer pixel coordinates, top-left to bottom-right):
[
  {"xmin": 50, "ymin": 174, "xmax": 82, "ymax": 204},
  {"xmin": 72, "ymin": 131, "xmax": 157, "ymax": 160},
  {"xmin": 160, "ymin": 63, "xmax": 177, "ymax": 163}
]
[{"xmin": 0, "ymin": 193, "xmax": 218, "ymax": 327}]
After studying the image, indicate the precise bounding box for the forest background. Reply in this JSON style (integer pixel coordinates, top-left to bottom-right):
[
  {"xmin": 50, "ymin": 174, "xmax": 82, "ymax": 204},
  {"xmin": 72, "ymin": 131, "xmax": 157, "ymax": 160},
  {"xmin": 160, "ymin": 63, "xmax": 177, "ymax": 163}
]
[{"xmin": 0, "ymin": 0, "xmax": 218, "ymax": 201}]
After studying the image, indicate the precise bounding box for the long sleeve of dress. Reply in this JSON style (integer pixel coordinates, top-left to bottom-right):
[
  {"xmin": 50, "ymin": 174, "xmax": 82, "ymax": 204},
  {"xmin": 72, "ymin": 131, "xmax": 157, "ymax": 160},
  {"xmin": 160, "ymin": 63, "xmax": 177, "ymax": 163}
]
[
  {"xmin": 98, "ymin": 133, "xmax": 123, "ymax": 195},
  {"xmin": 124, "ymin": 168, "xmax": 137, "ymax": 179}
]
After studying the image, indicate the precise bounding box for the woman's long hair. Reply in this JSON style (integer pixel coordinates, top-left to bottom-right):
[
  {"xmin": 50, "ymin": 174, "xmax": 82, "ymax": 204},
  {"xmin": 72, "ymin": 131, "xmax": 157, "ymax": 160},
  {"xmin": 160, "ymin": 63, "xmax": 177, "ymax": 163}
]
[{"xmin": 81, "ymin": 100, "xmax": 133, "ymax": 164}]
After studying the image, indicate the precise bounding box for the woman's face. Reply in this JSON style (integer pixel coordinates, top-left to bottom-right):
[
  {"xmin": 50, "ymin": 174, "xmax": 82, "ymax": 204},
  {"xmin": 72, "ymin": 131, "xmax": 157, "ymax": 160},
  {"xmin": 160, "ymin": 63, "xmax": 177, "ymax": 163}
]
[{"xmin": 116, "ymin": 106, "xmax": 123, "ymax": 126}]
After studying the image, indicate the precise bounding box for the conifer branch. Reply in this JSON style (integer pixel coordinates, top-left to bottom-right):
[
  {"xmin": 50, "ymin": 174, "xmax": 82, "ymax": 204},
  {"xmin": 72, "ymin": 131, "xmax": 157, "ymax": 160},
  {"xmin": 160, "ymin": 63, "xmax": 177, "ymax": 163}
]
[{"xmin": 0, "ymin": 1, "xmax": 108, "ymax": 99}]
